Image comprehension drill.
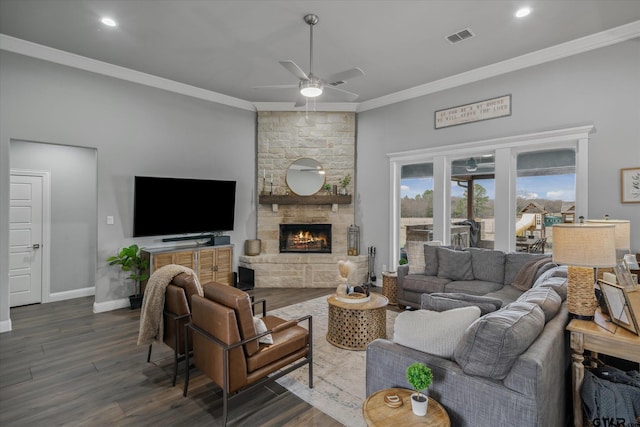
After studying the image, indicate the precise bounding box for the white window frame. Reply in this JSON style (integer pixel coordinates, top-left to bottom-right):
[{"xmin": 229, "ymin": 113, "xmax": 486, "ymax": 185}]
[{"xmin": 388, "ymin": 125, "xmax": 594, "ymax": 268}]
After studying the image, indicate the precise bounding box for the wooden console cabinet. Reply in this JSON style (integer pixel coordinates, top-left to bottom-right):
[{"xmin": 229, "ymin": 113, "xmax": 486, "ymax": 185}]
[{"xmin": 141, "ymin": 244, "xmax": 233, "ymax": 292}]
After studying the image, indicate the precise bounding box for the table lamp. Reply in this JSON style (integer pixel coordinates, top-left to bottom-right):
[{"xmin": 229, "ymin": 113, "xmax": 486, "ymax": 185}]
[
  {"xmin": 552, "ymin": 222, "xmax": 617, "ymax": 319},
  {"xmin": 585, "ymin": 218, "xmax": 630, "ymax": 260}
]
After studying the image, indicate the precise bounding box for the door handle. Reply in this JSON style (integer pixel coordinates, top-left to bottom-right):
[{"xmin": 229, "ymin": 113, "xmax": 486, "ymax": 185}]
[{"xmin": 32, "ymin": 244, "xmax": 40, "ymax": 249}]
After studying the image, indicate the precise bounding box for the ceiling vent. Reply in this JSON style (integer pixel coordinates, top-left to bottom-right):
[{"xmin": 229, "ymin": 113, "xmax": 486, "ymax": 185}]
[{"xmin": 446, "ymin": 28, "xmax": 475, "ymax": 44}]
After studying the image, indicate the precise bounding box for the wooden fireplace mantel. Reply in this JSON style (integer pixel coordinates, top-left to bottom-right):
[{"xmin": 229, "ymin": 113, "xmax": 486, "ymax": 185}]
[{"xmin": 259, "ymin": 194, "xmax": 351, "ymax": 205}]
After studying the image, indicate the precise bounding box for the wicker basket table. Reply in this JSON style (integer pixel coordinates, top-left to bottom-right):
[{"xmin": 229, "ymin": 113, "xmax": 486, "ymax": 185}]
[
  {"xmin": 326, "ymin": 293, "xmax": 388, "ymax": 350},
  {"xmin": 382, "ymin": 271, "xmax": 398, "ymax": 305}
]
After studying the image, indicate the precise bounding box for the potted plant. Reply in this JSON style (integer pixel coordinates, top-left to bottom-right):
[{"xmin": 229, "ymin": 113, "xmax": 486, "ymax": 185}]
[
  {"xmin": 339, "ymin": 174, "xmax": 351, "ymax": 195},
  {"xmin": 323, "ymin": 183, "xmax": 332, "ymax": 194},
  {"xmin": 106, "ymin": 244, "xmax": 150, "ymax": 309},
  {"xmin": 406, "ymin": 362, "xmax": 432, "ymax": 416}
]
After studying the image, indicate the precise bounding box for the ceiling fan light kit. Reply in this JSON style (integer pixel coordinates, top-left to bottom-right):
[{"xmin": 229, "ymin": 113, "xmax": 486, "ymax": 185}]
[{"xmin": 300, "ymin": 80, "xmax": 323, "ymax": 97}]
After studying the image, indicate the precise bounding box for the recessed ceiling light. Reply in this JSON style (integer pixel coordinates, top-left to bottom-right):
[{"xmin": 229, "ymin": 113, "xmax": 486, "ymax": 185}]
[
  {"xmin": 515, "ymin": 7, "xmax": 531, "ymax": 18},
  {"xmin": 101, "ymin": 17, "xmax": 117, "ymax": 27}
]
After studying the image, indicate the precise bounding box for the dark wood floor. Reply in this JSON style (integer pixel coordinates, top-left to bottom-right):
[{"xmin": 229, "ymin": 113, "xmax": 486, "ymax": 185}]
[{"xmin": 0, "ymin": 288, "xmax": 344, "ymax": 426}]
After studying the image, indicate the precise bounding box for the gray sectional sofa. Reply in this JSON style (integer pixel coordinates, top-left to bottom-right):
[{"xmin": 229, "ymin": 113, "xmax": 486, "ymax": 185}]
[
  {"xmin": 366, "ymin": 246, "xmax": 570, "ymax": 427},
  {"xmin": 397, "ymin": 245, "xmax": 554, "ymax": 309}
]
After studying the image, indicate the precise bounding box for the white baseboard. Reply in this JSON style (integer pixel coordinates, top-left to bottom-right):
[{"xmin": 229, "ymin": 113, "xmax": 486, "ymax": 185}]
[
  {"xmin": 0, "ymin": 319, "xmax": 12, "ymax": 333},
  {"xmin": 49, "ymin": 286, "xmax": 95, "ymax": 302},
  {"xmin": 93, "ymin": 298, "xmax": 130, "ymax": 313}
]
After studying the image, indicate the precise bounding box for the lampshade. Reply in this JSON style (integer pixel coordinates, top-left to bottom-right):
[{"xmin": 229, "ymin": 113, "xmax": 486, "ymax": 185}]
[
  {"xmin": 552, "ymin": 223, "xmax": 617, "ymax": 268},
  {"xmin": 585, "ymin": 219, "xmax": 630, "ymax": 253}
]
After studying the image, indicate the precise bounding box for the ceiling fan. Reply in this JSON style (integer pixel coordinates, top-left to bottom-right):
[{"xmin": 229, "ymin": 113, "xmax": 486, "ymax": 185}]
[{"xmin": 256, "ymin": 14, "xmax": 364, "ymax": 106}]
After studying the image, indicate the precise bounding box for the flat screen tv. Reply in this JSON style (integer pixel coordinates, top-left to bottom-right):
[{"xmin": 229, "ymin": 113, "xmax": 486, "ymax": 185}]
[{"xmin": 133, "ymin": 176, "xmax": 236, "ymax": 238}]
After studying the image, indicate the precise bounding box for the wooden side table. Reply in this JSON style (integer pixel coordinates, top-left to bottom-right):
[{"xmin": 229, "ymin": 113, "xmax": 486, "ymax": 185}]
[
  {"xmin": 362, "ymin": 387, "xmax": 450, "ymax": 426},
  {"xmin": 381, "ymin": 271, "xmax": 398, "ymax": 305},
  {"xmin": 326, "ymin": 293, "xmax": 388, "ymax": 350},
  {"xmin": 566, "ymin": 309, "xmax": 640, "ymax": 427}
]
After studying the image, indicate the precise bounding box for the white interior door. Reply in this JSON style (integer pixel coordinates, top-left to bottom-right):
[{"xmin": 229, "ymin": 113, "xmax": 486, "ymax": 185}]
[{"xmin": 9, "ymin": 174, "xmax": 43, "ymax": 307}]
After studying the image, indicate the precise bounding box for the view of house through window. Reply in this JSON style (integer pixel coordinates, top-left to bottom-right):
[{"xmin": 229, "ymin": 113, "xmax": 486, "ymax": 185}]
[{"xmin": 399, "ymin": 148, "xmax": 576, "ymax": 259}]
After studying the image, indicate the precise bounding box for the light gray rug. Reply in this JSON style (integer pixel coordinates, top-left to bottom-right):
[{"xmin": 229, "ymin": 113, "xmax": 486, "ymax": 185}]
[{"xmin": 271, "ymin": 295, "xmax": 398, "ymax": 427}]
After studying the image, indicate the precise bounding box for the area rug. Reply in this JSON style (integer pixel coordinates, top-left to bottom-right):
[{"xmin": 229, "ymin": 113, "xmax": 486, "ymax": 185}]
[{"xmin": 271, "ymin": 295, "xmax": 398, "ymax": 427}]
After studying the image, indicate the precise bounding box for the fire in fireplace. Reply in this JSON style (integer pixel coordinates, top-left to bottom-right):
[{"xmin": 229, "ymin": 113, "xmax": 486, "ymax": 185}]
[{"xmin": 279, "ymin": 224, "xmax": 332, "ymax": 253}]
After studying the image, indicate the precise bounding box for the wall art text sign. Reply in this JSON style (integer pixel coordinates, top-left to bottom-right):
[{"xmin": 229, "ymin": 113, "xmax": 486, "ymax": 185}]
[{"xmin": 435, "ymin": 95, "xmax": 511, "ymax": 129}]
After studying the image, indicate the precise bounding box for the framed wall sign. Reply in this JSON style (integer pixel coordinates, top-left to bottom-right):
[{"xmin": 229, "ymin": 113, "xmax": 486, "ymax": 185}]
[
  {"xmin": 435, "ymin": 95, "xmax": 511, "ymax": 129},
  {"xmin": 620, "ymin": 167, "xmax": 640, "ymax": 203}
]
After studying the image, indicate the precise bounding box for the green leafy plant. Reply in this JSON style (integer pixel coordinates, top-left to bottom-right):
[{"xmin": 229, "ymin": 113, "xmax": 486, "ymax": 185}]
[
  {"xmin": 339, "ymin": 174, "xmax": 352, "ymax": 188},
  {"xmin": 106, "ymin": 244, "xmax": 150, "ymax": 296},
  {"xmin": 399, "ymin": 258, "xmax": 408, "ymax": 265},
  {"xmin": 323, "ymin": 183, "xmax": 332, "ymax": 193},
  {"xmin": 406, "ymin": 362, "xmax": 432, "ymax": 399}
]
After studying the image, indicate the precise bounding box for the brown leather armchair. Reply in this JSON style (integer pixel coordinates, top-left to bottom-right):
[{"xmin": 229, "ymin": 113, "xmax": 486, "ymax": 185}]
[
  {"xmin": 183, "ymin": 282, "xmax": 313, "ymax": 425},
  {"xmin": 146, "ymin": 272, "xmax": 200, "ymax": 386}
]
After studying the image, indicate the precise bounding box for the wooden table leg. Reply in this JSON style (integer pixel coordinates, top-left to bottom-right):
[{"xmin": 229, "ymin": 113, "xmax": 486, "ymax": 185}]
[{"xmin": 570, "ymin": 331, "xmax": 585, "ymax": 427}]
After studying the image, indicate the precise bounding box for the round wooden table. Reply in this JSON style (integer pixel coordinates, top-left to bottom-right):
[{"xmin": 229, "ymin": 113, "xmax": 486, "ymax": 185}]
[
  {"xmin": 326, "ymin": 293, "xmax": 388, "ymax": 350},
  {"xmin": 362, "ymin": 388, "xmax": 451, "ymax": 427}
]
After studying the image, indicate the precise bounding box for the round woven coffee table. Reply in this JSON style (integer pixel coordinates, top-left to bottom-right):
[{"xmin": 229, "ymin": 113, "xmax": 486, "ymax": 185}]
[
  {"xmin": 362, "ymin": 388, "xmax": 450, "ymax": 426},
  {"xmin": 326, "ymin": 293, "xmax": 388, "ymax": 350}
]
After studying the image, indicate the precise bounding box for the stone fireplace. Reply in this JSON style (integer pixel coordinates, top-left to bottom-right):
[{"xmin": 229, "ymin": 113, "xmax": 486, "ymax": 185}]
[
  {"xmin": 280, "ymin": 224, "xmax": 331, "ymax": 253},
  {"xmin": 238, "ymin": 111, "xmax": 367, "ymax": 288}
]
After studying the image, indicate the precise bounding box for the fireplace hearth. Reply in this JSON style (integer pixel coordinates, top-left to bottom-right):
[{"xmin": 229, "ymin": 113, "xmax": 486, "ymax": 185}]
[{"xmin": 279, "ymin": 224, "xmax": 332, "ymax": 253}]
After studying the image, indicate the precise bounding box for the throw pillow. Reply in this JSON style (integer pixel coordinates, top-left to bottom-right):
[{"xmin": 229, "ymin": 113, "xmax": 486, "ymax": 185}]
[
  {"xmin": 393, "ymin": 306, "xmax": 481, "ymax": 359},
  {"xmin": 406, "ymin": 241, "xmax": 427, "ymax": 275},
  {"xmin": 534, "ymin": 275, "xmax": 568, "ymax": 301},
  {"xmin": 422, "ymin": 292, "xmax": 503, "ymax": 316},
  {"xmin": 511, "ymin": 256, "xmax": 553, "ymax": 292},
  {"xmin": 252, "ymin": 316, "xmax": 273, "ymax": 344},
  {"xmin": 468, "ymin": 248, "xmax": 505, "ymax": 284},
  {"xmin": 424, "ymin": 242, "xmax": 441, "ymax": 276},
  {"xmin": 504, "ymin": 253, "xmax": 546, "ymax": 285},
  {"xmin": 437, "ymin": 247, "xmax": 474, "ymax": 281},
  {"xmin": 454, "ymin": 302, "xmax": 545, "ymax": 380},
  {"xmin": 517, "ymin": 287, "xmax": 562, "ymax": 322}
]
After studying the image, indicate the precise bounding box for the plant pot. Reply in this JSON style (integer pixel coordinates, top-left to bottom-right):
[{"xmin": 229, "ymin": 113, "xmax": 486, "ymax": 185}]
[
  {"xmin": 129, "ymin": 294, "xmax": 143, "ymax": 310},
  {"xmin": 410, "ymin": 393, "xmax": 428, "ymax": 416}
]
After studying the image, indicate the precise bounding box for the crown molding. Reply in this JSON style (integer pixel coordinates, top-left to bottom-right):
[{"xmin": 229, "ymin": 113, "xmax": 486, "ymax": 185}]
[
  {"xmin": 358, "ymin": 20, "xmax": 640, "ymax": 112},
  {"xmin": 2, "ymin": 20, "xmax": 638, "ymax": 114},
  {"xmin": 252, "ymin": 102, "xmax": 358, "ymax": 112},
  {"xmin": 0, "ymin": 34, "xmax": 255, "ymax": 112}
]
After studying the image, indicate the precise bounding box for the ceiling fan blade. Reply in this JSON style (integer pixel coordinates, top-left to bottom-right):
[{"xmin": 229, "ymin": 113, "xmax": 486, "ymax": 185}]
[
  {"xmin": 280, "ymin": 60, "xmax": 309, "ymax": 80},
  {"xmin": 325, "ymin": 67, "xmax": 365, "ymax": 86},
  {"xmin": 253, "ymin": 84, "xmax": 298, "ymax": 90},
  {"xmin": 324, "ymin": 85, "xmax": 359, "ymax": 101}
]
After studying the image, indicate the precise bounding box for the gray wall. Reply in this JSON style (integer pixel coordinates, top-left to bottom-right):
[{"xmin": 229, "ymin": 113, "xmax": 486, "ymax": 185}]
[
  {"xmin": 11, "ymin": 141, "xmax": 97, "ymax": 294},
  {"xmin": 0, "ymin": 51, "xmax": 256, "ymax": 326},
  {"xmin": 357, "ymin": 40, "xmax": 640, "ymax": 271}
]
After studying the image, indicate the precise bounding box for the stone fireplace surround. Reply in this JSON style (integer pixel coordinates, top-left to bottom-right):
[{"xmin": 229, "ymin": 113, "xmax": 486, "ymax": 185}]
[{"xmin": 238, "ymin": 111, "xmax": 367, "ymax": 288}]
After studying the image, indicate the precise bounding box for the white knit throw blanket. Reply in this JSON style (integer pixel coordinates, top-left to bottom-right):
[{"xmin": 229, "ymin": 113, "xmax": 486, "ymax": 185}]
[{"xmin": 137, "ymin": 264, "xmax": 203, "ymax": 346}]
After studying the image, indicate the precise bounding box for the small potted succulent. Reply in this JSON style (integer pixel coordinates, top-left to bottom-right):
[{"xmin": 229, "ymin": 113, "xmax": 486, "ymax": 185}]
[
  {"xmin": 406, "ymin": 362, "xmax": 433, "ymax": 416},
  {"xmin": 339, "ymin": 174, "xmax": 351, "ymax": 195}
]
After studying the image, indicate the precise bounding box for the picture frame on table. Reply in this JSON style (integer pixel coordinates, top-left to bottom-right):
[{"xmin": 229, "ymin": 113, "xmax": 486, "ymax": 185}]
[
  {"xmin": 614, "ymin": 259, "xmax": 637, "ymax": 291},
  {"xmin": 598, "ymin": 279, "xmax": 639, "ymax": 335},
  {"xmin": 620, "ymin": 167, "xmax": 640, "ymax": 203}
]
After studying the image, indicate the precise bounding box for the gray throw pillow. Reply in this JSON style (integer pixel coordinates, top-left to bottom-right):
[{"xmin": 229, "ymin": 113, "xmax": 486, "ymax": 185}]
[
  {"xmin": 517, "ymin": 287, "xmax": 562, "ymax": 322},
  {"xmin": 468, "ymin": 248, "xmax": 505, "ymax": 284},
  {"xmin": 454, "ymin": 302, "xmax": 545, "ymax": 380},
  {"xmin": 424, "ymin": 244, "xmax": 440, "ymax": 276},
  {"xmin": 421, "ymin": 292, "xmax": 502, "ymax": 316},
  {"xmin": 437, "ymin": 247, "xmax": 474, "ymax": 281}
]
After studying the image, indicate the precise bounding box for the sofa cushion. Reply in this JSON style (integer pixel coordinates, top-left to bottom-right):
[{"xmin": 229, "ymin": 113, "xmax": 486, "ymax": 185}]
[
  {"xmin": 422, "ymin": 292, "xmax": 503, "ymax": 316},
  {"xmin": 444, "ymin": 280, "xmax": 504, "ymax": 295},
  {"xmin": 517, "ymin": 287, "xmax": 562, "ymax": 322},
  {"xmin": 424, "ymin": 243, "xmax": 441, "ymax": 276},
  {"xmin": 468, "ymin": 248, "xmax": 505, "ymax": 284},
  {"xmin": 511, "ymin": 256, "xmax": 553, "ymax": 292},
  {"xmin": 484, "ymin": 285, "xmax": 526, "ymax": 305},
  {"xmin": 437, "ymin": 248, "xmax": 474, "ymax": 281},
  {"xmin": 504, "ymin": 253, "xmax": 545, "ymax": 286},
  {"xmin": 406, "ymin": 241, "xmax": 427, "ymax": 275},
  {"xmin": 534, "ymin": 276, "xmax": 568, "ymax": 301},
  {"xmin": 454, "ymin": 301, "xmax": 545, "ymax": 380},
  {"xmin": 403, "ymin": 275, "xmax": 450, "ymax": 294},
  {"xmin": 393, "ymin": 306, "xmax": 481, "ymax": 359}
]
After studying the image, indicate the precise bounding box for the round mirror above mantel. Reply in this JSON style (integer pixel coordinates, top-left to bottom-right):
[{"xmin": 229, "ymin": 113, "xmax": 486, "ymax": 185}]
[{"xmin": 286, "ymin": 158, "xmax": 325, "ymax": 196}]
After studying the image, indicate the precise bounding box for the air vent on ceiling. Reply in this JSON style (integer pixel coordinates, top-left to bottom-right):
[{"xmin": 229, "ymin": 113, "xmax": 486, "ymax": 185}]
[{"xmin": 446, "ymin": 28, "xmax": 475, "ymax": 44}]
